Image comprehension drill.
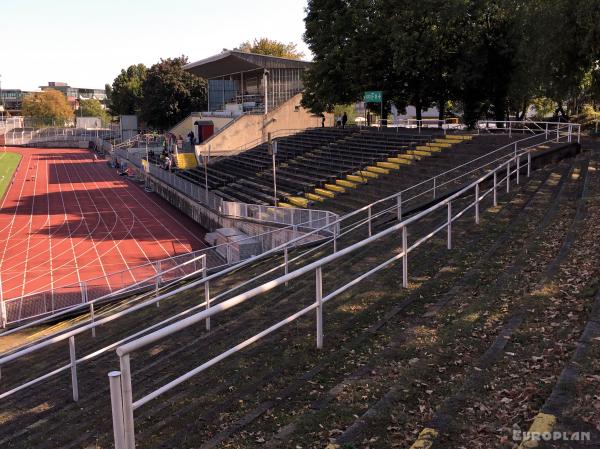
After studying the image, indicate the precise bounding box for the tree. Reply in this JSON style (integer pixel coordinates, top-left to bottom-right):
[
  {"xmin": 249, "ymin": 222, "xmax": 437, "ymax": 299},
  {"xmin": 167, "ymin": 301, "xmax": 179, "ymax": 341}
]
[
  {"xmin": 21, "ymin": 90, "xmax": 73, "ymax": 126},
  {"xmin": 237, "ymin": 38, "xmax": 305, "ymax": 59},
  {"xmin": 108, "ymin": 64, "xmax": 147, "ymax": 115},
  {"xmin": 302, "ymin": 0, "xmax": 600, "ymax": 127},
  {"xmin": 79, "ymin": 99, "xmax": 111, "ymax": 125},
  {"xmin": 140, "ymin": 56, "xmax": 207, "ymax": 130},
  {"xmin": 302, "ymin": 0, "xmax": 390, "ymax": 112}
]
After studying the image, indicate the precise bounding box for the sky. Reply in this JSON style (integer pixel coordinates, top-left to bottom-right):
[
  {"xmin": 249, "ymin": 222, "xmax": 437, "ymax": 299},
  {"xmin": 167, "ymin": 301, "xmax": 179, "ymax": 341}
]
[{"xmin": 0, "ymin": 0, "xmax": 311, "ymax": 91}]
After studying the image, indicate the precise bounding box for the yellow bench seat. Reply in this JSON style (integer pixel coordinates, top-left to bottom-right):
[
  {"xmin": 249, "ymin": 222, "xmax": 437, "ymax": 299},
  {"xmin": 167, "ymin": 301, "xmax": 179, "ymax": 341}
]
[
  {"xmin": 305, "ymin": 192, "xmax": 325, "ymax": 202},
  {"xmin": 377, "ymin": 161, "xmax": 400, "ymax": 170},
  {"xmin": 287, "ymin": 196, "xmax": 309, "ymax": 208},
  {"xmin": 356, "ymin": 170, "xmax": 379, "ymax": 179},
  {"xmin": 324, "ymin": 183, "xmax": 345, "ymax": 193},
  {"xmin": 336, "ymin": 179, "xmax": 357, "ymax": 188},
  {"xmin": 347, "ymin": 174, "xmax": 368, "ymax": 183},
  {"xmin": 315, "ymin": 187, "xmax": 335, "ymax": 198},
  {"xmin": 407, "ymin": 150, "xmax": 432, "ymax": 157},
  {"xmin": 387, "ymin": 157, "xmax": 412, "ymax": 165},
  {"xmin": 366, "ymin": 166, "xmax": 390, "ymax": 174},
  {"xmin": 419, "ymin": 145, "xmax": 443, "ymax": 152}
]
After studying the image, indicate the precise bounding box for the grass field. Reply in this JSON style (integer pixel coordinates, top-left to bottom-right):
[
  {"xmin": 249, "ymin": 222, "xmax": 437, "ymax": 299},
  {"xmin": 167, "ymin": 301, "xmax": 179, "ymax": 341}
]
[{"xmin": 0, "ymin": 152, "xmax": 22, "ymax": 201}]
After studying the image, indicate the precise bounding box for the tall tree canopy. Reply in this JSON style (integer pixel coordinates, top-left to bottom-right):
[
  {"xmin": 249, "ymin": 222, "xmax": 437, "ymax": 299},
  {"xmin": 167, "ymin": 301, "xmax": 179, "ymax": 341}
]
[
  {"xmin": 140, "ymin": 56, "xmax": 207, "ymax": 130},
  {"xmin": 107, "ymin": 64, "xmax": 147, "ymax": 116},
  {"xmin": 237, "ymin": 38, "xmax": 305, "ymax": 59},
  {"xmin": 22, "ymin": 90, "xmax": 73, "ymax": 126},
  {"xmin": 79, "ymin": 99, "xmax": 111, "ymax": 125},
  {"xmin": 303, "ymin": 0, "xmax": 600, "ymax": 126}
]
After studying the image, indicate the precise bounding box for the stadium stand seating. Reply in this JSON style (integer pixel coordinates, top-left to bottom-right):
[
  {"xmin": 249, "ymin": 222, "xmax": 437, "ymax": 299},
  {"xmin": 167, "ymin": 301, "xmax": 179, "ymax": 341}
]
[{"xmin": 159, "ymin": 128, "xmax": 509, "ymax": 209}]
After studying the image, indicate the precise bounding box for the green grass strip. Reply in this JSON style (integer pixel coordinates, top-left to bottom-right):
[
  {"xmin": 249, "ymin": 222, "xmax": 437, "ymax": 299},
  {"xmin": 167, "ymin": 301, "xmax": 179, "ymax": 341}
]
[{"xmin": 0, "ymin": 152, "xmax": 22, "ymax": 203}]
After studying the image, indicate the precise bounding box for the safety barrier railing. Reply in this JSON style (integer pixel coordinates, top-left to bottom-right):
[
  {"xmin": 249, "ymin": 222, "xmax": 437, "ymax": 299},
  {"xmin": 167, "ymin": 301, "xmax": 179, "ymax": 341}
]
[
  {"xmin": 0, "ymin": 250, "xmax": 209, "ymax": 327},
  {"xmin": 346, "ymin": 129, "xmax": 557, "ymax": 226},
  {"xmin": 5, "ymin": 125, "xmax": 120, "ymax": 145},
  {"xmin": 0, "ymin": 196, "xmax": 337, "ymax": 329},
  {"xmin": 135, "ymin": 152, "xmax": 339, "ymax": 232},
  {"xmin": 0, "ymin": 123, "xmax": 576, "ymax": 418},
  {"xmin": 378, "ymin": 118, "xmax": 463, "ymax": 132},
  {"xmin": 477, "ymin": 120, "xmax": 581, "ymax": 143},
  {"xmin": 107, "ymin": 137, "xmax": 539, "ymax": 449},
  {"xmin": 0, "ymin": 254, "xmax": 208, "ymax": 402},
  {"xmin": 4, "ymin": 126, "xmax": 120, "ymax": 146},
  {"xmin": 145, "ymin": 162, "xmax": 225, "ymax": 211},
  {"xmin": 0, "ymin": 117, "xmax": 24, "ymax": 136}
]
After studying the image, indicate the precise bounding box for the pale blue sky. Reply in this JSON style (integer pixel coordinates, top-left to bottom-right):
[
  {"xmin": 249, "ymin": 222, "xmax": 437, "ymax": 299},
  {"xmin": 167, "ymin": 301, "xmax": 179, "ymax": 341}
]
[{"xmin": 0, "ymin": 0, "xmax": 310, "ymax": 91}]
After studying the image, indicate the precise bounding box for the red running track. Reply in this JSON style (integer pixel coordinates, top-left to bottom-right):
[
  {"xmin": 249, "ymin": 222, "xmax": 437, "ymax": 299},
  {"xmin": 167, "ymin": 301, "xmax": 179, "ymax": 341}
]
[{"xmin": 0, "ymin": 147, "xmax": 208, "ymax": 301}]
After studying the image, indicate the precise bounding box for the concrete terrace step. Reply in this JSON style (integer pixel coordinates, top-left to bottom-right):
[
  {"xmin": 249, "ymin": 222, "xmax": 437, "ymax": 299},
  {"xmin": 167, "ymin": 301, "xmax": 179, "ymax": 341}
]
[{"xmin": 328, "ymin": 158, "xmax": 595, "ymax": 449}]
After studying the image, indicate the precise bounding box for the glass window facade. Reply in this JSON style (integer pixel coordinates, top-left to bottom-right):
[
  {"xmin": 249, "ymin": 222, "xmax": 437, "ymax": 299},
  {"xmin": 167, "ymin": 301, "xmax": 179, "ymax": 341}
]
[{"xmin": 207, "ymin": 68, "xmax": 305, "ymax": 114}]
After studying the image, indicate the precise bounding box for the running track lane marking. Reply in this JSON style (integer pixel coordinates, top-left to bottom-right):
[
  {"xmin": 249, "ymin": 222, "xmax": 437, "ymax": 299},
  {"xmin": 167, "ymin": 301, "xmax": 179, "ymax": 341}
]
[
  {"xmin": 19, "ymin": 152, "xmax": 45, "ymax": 297},
  {"xmin": 14, "ymin": 151, "xmax": 139, "ymax": 295},
  {"xmin": 0, "ymin": 150, "xmax": 90, "ymax": 266},
  {"xmin": 83, "ymin": 154, "xmax": 181, "ymax": 261}
]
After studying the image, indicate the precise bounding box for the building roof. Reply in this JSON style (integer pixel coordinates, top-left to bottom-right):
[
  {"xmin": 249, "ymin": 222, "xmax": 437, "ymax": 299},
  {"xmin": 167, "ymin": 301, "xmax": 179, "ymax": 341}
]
[{"xmin": 183, "ymin": 50, "xmax": 311, "ymax": 79}]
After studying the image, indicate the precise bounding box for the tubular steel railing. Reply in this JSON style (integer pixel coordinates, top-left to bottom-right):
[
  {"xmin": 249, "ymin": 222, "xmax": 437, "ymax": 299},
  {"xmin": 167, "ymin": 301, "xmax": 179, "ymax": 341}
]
[
  {"xmin": 0, "ymin": 254, "xmax": 207, "ymax": 402},
  {"xmin": 477, "ymin": 120, "xmax": 581, "ymax": 143},
  {"xmin": 0, "ymin": 123, "xmax": 578, "ymax": 444},
  {"xmin": 1, "ymin": 124, "xmax": 563, "ymax": 335},
  {"xmin": 109, "ymin": 140, "xmax": 540, "ymax": 449},
  {"xmin": 4, "ymin": 126, "xmax": 120, "ymax": 146},
  {"xmin": 0, "ymin": 250, "xmax": 208, "ymax": 326}
]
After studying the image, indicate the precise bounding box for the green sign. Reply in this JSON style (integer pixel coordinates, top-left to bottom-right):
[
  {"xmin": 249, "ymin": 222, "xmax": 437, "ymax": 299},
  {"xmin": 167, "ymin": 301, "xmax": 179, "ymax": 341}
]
[{"xmin": 364, "ymin": 90, "xmax": 382, "ymax": 103}]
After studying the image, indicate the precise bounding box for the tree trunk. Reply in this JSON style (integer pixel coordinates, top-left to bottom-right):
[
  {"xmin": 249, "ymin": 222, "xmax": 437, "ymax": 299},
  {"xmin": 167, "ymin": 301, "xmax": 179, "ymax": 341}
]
[
  {"xmin": 438, "ymin": 99, "xmax": 445, "ymax": 128},
  {"xmin": 520, "ymin": 101, "xmax": 528, "ymax": 121},
  {"xmin": 415, "ymin": 96, "xmax": 423, "ymax": 125}
]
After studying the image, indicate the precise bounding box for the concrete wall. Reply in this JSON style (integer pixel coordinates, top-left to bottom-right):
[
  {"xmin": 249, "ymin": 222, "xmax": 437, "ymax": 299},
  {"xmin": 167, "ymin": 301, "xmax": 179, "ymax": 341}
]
[
  {"xmin": 194, "ymin": 94, "xmax": 333, "ymax": 156},
  {"xmin": 169, "ymin": 113, "xmax": 234, "ymax": 141},
  {"xmin": 24, "ymin": 140, "xmax": 90, "ymax": 149}
]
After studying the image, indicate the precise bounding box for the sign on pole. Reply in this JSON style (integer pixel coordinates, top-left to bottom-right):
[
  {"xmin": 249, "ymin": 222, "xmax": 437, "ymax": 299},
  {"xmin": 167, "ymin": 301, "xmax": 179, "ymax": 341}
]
[{"xmin": 364, "ymin": 91, "xmax": 383, "ymax": 103}]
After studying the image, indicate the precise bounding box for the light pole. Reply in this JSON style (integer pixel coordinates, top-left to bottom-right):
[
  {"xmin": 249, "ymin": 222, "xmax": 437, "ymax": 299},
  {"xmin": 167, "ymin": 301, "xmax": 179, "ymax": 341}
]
[
  {"xmin": 0, "ymin": 74, "xmax": 4, "ymax": 120},
  {"xmin": 271, "ymin": 140, "xmax": 278, "ymax": 206},
  {"xmin": 204, "ymin": 144, "xmax": 210, "ymax": 205},
  {"xmin": 263, "ymin": 69, "xmax": 269, "ymax": 115}
]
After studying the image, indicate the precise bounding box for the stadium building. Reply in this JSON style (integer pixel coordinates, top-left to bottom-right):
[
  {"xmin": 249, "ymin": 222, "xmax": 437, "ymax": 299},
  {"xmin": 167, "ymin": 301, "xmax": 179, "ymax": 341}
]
[{"xmin": 171, "ymin": 51, "xmax": 328, "ymax": 155}]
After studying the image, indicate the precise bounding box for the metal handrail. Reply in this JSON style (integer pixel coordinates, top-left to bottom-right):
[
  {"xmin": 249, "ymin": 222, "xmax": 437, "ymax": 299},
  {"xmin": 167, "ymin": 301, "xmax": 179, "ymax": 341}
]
[
  {"xmin": 0, "ymin": 254, "xmax": 207, "ymax": 338},
  {"xmin": 0, "ymin": 256, "xmax": 209, "ymax": 401},
  {"xmin": 0, "ymin": 127, "xmax": 546, "ymax": 334},
  {"xmin": 109, "ymin": 143, "xmax": 535, "ymax": 449},
  {"xmin": 2, "ymin": 122, "xmax": 574, "ymax": 337},
  {"xmin": 0, "ymin": 122, "xmax": 576, "ymax": 420}
]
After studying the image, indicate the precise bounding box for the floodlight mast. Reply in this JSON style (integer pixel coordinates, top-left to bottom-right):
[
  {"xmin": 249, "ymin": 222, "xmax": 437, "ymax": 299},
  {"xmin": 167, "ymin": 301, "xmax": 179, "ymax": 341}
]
[{"xmin": 204, "ymin": 145, "xmax": 210, "ymax": 204}]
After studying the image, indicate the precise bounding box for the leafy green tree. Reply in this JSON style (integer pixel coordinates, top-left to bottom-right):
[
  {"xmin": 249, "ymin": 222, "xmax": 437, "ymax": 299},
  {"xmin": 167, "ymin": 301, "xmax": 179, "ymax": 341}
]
[
  {"xmin": 22, "ymin": 90, "xmax": 73, "ymax": 126},
  {"xmin": 140, "ymin": 56, "xmax": 207, "ymax": 130},
  {"xmin": 302, "ymin": 0, "xmax": 391, "ymax": 113},
  {"xmin": 237, "ymin": 38, "xmax": 305, "ymax": 59},
  {"xmin": 108, "ymin": 64, "xmax": 147, "ymax": 115},
  {"xmin": 303, "ymin": 0, "xmax": 600, "ymax": 127},
  {"xmin": 79, "ymin": 99, "xmax": 111, "ymax": 125}
]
